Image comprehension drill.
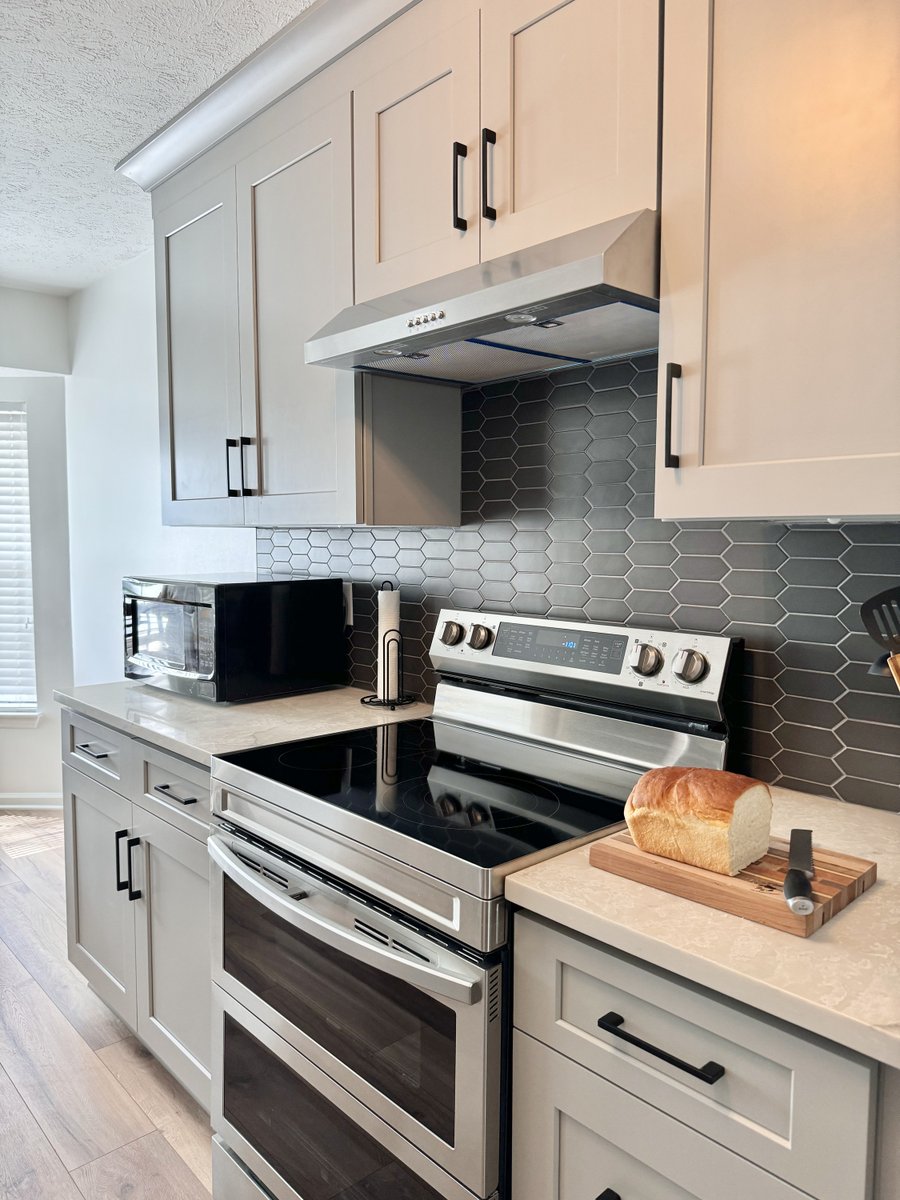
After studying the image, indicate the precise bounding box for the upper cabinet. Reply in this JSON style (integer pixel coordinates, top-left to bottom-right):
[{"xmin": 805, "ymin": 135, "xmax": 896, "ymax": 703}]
[
  {"xmin": 353, "ymin": 0, "xmax": 660, "ymax": 302},
  {"xmin": 155, "ymin": 170, "xmax": 244, "ymax": 526},
  {"xmin": 153, "ymin": 80, "xmax": 460, "ymax": 528},
  {"xmin": 656, "ymin": 0, "xmax": 900, "ymax": 520},
  {"xmin": 353, "ymin": 10, "xmax": 481, "ymax": 302},
  {"xmin": 480, "ymin": 0, "xmax": 660, "ymax": 262},
  {"xmin": 235, "ymin": 96, "xmax": 357, "ymax": 526}
]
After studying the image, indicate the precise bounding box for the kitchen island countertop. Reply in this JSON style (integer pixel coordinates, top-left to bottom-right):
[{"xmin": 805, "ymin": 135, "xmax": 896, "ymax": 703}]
[
  {"xmin": 507, "ymin": 786, "xmax": 900, "ymax": 1068},
  {"xmin": 54, "ymin": 680, "xmax": 433, "ymax": 767}
]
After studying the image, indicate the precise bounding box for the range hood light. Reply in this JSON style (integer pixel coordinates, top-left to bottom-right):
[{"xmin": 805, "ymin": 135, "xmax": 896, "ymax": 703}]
[
  {"xmin": 535, "ymin": 319, "xmax": 564, "ymax": 329},
  {"xmin": 504, "ymin": 312, "xmax": 538, "ymax": 325},
  {"xmin": 405, "ymin": 351, "xmax": 429, "ymax": 360}
]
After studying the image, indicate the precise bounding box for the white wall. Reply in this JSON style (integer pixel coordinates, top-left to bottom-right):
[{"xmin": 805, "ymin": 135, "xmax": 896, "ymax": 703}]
[
  {"xmin": 0, "ymin": 286, "xmax": 70, "ymax": 374},
  {"xmin": 66, "ymin": 250, "xmax": 256, "ymax": 686},
  {"xmin": 0, "ymin": 376, "xmax": 73, "ymax": 802}
]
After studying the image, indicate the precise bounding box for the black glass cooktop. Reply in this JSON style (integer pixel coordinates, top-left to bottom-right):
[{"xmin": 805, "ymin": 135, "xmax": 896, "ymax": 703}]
[{"xmin": 219, "ymin": 719, "xmax": 625, "ymax": 870}]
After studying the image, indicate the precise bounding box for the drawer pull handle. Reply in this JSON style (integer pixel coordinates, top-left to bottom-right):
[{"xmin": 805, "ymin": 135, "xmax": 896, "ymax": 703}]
[
  {"xmin": 75, "ymin": 741, "xmax": 109, "ymax": 760},
  {"xmin": 596, "ymin": 1192, "xmax": 621, "ymax": 1200},
  {"xmin": 597, "ymin": 1011, "xmax": 725, "ymax": 1085},
  {"xmin": 153, "ymin": 783, "xmax": 198, "ymax": 806},
  {"xmin": 126, "ymin": 837, "xmax": 142, "ymax": 902}
]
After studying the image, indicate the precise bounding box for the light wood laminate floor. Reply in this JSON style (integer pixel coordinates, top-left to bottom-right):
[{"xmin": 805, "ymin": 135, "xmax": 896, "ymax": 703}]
[{"xmin": 0, "ymin": 812, "xmax": 212, "ymax": 1199}]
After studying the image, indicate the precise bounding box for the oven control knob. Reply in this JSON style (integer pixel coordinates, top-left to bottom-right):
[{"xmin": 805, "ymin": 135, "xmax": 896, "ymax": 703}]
[
  {"xmin": 439, "ymin": 620, "xmax": 465, "ymax": 647},
  {"xmin": 466, "ymin": 624, "xmax": 494, "ymax": 651},
  {"xmin": 673, "ymin": 647, "xmax": 709, "ymax": 684},
  {"xmin": 629, "ymin": 642, "xmax": 663, "ymax": 677}
]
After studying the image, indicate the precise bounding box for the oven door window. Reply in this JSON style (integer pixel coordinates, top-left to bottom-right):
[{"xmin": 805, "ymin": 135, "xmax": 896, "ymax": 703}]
[
  {"xmin": 224, "ymin": 1014, "xmax": 445, "ymax": 1200},
  {"xmin": 223, "ymin": 876, "xmax": 456, "ymax": 1145}
]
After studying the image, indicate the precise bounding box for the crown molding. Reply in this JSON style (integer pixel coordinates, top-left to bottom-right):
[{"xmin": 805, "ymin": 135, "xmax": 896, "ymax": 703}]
[{"xmin": 116, "ymin": 0, "xmax": 418, "ymax": 191}]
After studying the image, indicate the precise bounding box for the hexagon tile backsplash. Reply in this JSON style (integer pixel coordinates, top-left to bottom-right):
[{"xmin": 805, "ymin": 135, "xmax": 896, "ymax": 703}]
[{"xmin": 258, "ymin": 354, "xmax": 900, "ymax": 811}]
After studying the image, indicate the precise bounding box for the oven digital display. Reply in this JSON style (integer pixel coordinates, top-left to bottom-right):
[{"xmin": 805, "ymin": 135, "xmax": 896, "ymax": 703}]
[{"xmin": 492, "ymin": 622, "xmax": 627, "ymax": 674}]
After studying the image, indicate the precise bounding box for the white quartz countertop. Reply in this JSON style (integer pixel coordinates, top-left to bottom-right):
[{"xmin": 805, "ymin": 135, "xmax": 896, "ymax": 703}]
[
  {"xmin": 54, "ymin": 681, "xmax": 433, "ymax": 767},
  {"xmin": 507, "ymin": 787, "xmax": 900, "ymax": 1069}
]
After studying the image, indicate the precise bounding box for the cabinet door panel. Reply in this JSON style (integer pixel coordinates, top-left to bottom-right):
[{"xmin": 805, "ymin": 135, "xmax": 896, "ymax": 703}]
[
  {"xmin": 238, "ymin": 97, "xmax": 357, "ymax": 525},
  {"xmin": 155, "ymin": 170, "xmax": 244, "ymax": 525},
  {"xmin": 354, "ymin": 11, "xmax": 480, "ymax": 302},
  {"xmin": 63, "ymin": 766, "xmax": 136, "ymax": 1027},
  {"xmin": 481, "ymin": 0, "xmax": 659, "ymax": 260},
  {"xmin": 132, "ymin": 805, "xmax": 211, "ymax": 1109},
  {"xmin": 656, "ymin": 0, "xmax": 900, "ymax": 519}
]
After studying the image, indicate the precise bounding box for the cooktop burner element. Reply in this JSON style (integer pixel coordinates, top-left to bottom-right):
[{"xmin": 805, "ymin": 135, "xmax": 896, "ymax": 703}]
[{"xmin": 218, "ymin": 720, "xmax": 624, "ymax": 871}]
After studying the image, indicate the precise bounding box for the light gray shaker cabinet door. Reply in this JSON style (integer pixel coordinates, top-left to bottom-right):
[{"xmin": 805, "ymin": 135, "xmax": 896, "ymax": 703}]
[
  {"xmin": 155, "ymin": 168, "xmax": 245, "ymax": 526},
  {"xmin": 236, "ymin": 95, "xmax": 357, "ymax": 526},
  {"xmin": 63, "ymin": 765, "xmax": 137, "ymax": 1028},
  {"xmin": 131, "ymin": 804, "xmax": 212, "ymax": 1110}
]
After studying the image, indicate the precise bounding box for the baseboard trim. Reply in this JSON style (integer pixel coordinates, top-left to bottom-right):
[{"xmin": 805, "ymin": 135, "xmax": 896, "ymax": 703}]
[{"xmin": 0, "ymin": 793, "xmax": 63, "ymax": 810}]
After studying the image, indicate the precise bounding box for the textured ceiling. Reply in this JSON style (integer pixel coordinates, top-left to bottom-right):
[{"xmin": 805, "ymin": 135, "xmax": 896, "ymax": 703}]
[{"xmin": 0, "ymin": 0, "xmax": 316, "ymax": 294}]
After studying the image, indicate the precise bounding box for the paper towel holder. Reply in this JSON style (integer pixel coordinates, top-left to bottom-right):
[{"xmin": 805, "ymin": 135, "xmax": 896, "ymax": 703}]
[{"xmin": 361, "ymin": 583, "xmax": 417, "ymax": 711}]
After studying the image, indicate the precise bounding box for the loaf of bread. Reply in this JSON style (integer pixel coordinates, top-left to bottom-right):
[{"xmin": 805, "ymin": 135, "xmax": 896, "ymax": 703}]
[{"xmin": 624, "ymin": 767, "xmax": 772, "ymax": 876}]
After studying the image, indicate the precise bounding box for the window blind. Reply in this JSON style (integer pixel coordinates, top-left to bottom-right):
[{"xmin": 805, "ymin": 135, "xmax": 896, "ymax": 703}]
[{"xmin": 0, "ymin": 407, "xmax": 37, "ymax": 713}]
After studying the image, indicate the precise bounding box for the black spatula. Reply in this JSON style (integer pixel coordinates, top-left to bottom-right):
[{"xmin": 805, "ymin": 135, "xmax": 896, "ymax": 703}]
[{"xmin": 860, "ymin": 586, "xmax": 900, "ymax": 691}]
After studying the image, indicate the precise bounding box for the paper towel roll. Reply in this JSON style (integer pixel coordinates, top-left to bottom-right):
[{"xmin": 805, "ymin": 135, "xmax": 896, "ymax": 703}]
[{"xmin": 376, "ymin": 585, "xmax": 401, "ymax": 701}]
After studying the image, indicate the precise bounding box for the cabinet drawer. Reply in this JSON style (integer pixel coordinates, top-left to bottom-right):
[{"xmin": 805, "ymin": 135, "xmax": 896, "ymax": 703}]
[
  {"xmin": 62, "ymin": 710, "xmax": 134, "ymax": 795},
  {"xmin": 513, "ymin": 1031, "xmax": 807, "ymax": 1200},
  {"xmin": 133, "ymin": 743, "xmax": 211, "ymax": 840},
  {"xmin": 514, "ymin": 913, "xmax": 874, "ymax": 1200}
]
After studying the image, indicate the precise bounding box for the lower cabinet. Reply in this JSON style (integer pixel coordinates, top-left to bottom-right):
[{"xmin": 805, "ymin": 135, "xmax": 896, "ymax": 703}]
[
  {"xmin": 512, "ymin": 912, "xmax": 876, "ymax": 1200},
  {"xmin": 131, "ymin": 805, "xmax": 211, "ymax": 1106},
  {"xmin": 513, "ymin": 1031, "xmax": 807, "ymax": 1200},
  {"xmin": 64, "ymin": 767, "xmax": 138, "ymax": 1027},
  {"xmin": 62, "ymin": 757, "xmax": 211, "ymax": 1109}
]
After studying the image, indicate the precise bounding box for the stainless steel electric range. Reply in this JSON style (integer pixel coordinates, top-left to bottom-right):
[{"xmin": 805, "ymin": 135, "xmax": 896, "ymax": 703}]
[{"xmin": 207, "ymin": 609, "xmax": 740, "ymax": 1200}]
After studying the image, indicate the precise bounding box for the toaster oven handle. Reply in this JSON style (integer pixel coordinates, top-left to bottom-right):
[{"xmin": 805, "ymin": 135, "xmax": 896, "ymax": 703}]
[{"xmin": 208, "ymin": 835, "xmax": 480, "ymax": 1006}]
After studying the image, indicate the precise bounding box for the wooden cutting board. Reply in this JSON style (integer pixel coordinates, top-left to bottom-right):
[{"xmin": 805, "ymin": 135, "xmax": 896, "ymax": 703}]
[{"xmin": 588, "ymin": 832, "xmax": 877, "ymax": 936}]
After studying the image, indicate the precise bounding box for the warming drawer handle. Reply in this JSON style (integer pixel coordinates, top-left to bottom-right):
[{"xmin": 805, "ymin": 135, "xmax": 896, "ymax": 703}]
[
  {"xmin": 597, "ymin": 1012, "xmax": 725, "ymax": 1085},
  {"xmin": 75, "ymin": 741, "xmax": 109, "ymax": 760},
  {"xmin": 208, "ymin": 834, "xmax": 480, "ymax": 1006},
  {"xmin": 153, "ymin": 783, "xmax": 198, "ymax": 806}
]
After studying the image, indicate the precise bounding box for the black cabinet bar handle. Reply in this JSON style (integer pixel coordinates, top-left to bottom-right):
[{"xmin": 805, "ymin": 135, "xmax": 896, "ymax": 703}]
[
  {"xmin": 664, "ymin": 362, "xmax": 682, "ymax": 468},
  {"xmin": 153, "ymin": 782, "xmax": 198, "ymax": 806},
  {"xmin": 596, "ymin": 1191, "xmax": 621, "ymax": 1200},
  {"xmin": 114, "ymin": 829, "xmax": 129, "ymax": 891},
  {"xmin": 239, "ymin": 435, "xmax": 254, "ymax": 496},
  {"xmin": 126, "ymin": 837, "xmax": 142, "ymax": 902},
  {"xmin": 75, "ymin": 742, "xmax": 108, "ymax": 760},
  {"xmin": 452, "ymin": 142, "xmax": 468, "ymax": 231},
  {"xmin": 598, "ymin": 1011, "xmax": 725, "ymax": 1085},
  {"xmin": 481, "ymin": 128, "xmax": 497, "ymax": 221},
  {"xmin": 225, "ymin": 438, "xmax": 240, "ymax": 497}
]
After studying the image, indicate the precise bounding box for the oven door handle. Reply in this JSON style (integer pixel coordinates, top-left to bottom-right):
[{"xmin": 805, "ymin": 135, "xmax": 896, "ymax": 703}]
[{"xmin": 209, "ymin": 835, "xmax": 481, "ymax": 1006}]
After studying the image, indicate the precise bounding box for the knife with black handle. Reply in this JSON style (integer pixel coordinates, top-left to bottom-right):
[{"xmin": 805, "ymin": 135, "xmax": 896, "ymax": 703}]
[{"xmin": 783, "ymin": 828, "xmax": 815, "ymax": 915}]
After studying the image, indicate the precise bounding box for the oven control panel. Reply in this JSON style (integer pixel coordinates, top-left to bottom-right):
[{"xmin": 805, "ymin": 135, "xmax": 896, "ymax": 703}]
[{"xmin": 430, "ymin": 609, "xmax": 737, "ymax": 720}]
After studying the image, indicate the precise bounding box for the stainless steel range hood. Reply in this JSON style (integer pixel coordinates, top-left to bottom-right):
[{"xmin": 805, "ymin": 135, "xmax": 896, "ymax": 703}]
[{"xmin": 305, "ymin": 209, "xmax": 659, "ymax": 386}]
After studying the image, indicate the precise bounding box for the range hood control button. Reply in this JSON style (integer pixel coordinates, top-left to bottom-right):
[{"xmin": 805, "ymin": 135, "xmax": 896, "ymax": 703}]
[
  {"xmin": 439, "ymin": 620, "xmax": 465, "ymax": 647},
  {"xmin": 629, "ymin": 642, "xmax": 663, "ymax": 677},
  {"xmin": 467, "ymin": 624, "xmax": 494, "ymax": 651},
  {"xmin": 673, "ymin": 648, "xmax": 709, "ymax": 684}
]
